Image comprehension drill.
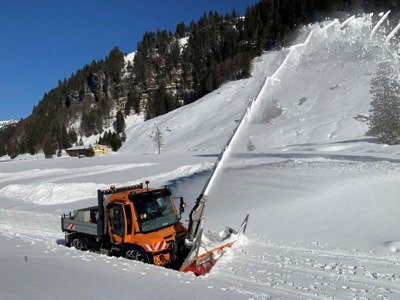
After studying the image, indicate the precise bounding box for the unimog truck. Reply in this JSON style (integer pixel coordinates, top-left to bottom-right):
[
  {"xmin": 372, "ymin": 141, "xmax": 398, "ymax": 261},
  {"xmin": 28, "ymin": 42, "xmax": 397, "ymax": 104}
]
[
  {"xmin": 62, "ymin": 182, "xmax": 189, "ymax": 268},
  {"xmin": 61, "ymin": 181, "xmax": 248, "ymax": 275}
]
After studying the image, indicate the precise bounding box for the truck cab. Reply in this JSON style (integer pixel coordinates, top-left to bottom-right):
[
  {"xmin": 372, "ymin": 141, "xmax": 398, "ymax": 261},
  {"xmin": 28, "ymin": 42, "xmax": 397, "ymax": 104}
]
[
  {"xmin": 62, "ymin": 183, "xmax": 188, "ymax": 268},
  {"xmin": 105, "ymin": 186, "xmax": 188, "ymax": 265}
]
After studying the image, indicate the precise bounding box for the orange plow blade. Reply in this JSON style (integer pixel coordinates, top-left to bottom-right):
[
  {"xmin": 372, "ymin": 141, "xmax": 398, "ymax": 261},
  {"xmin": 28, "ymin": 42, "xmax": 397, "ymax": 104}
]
[{"xmin": 180, "ymin": 214, "xmax": 249, "ymax": 276}]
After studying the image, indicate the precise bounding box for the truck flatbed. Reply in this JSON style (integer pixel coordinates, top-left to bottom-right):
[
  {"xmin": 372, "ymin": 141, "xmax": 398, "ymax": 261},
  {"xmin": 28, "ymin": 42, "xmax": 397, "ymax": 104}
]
[{"xmin": 61, "ymin": 206, "xmax": 98, "ymax": 236}]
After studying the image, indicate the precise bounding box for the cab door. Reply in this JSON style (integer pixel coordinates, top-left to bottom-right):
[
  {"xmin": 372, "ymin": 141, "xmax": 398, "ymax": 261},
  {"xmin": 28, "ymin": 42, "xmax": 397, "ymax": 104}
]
[{"xmin": 107, "ymin": 203, "xmax": 125, "ymax": 245}]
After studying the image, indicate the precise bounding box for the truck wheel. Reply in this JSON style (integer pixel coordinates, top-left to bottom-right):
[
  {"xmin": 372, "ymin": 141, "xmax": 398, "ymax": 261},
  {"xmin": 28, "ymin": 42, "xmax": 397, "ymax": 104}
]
[
  {"xmin": 70, "ymin": 236, "xmax": 87, "ymax": 251},
  {"xmin": 125, "ymin": 249, "xmax": 148, "ymax": 263}
]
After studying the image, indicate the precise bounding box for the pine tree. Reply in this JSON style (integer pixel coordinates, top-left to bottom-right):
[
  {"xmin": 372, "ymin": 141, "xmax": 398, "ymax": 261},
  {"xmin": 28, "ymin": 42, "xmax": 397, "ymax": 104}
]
[
  {"xmin": 104, "ymin": 47, "xmax": 125, "ymax": 83},
  {"xmin": 43, "ymin": 137, "xmax": 56, "ymax": 158},
  {"xmin": 0, "ymin": 141, "xmax": 4, "ymax": 157},
  {"xmin": 115, "ymin": 111, "xmax": 125, "ymax": 134},
  {"xmin": 7, "ymin": 140, "xmax": 18, "ymax": 159},
  {"xmin": 68, "ymin": 129, "xmax": 78, "ymax": 145},
  {"xmin": 25, "ymin": 127, "xmax": 39, "ymax": 155},
  {"xmin": 175, "ymin": 22, "xmax": 186, "ymax": 38},
  {"xmin": 110, "ymin": 132, "xmax": 122, "ymax": 151},
  {"xmin": 125, "ymin": 88, "xmax": 141, "ymax": 115},
  {"xmin": 60, "ymin": 124, "xmax": 71, "ymax": 149},
  {"xmin": 367, "ymin": 62, "xmax": 400, "ymax": 145}
]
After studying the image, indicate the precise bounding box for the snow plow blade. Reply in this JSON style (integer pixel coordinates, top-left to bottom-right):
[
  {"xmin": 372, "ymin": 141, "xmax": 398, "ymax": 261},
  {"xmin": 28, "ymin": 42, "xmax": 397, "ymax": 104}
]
[{"xmin": 180, "ymin": 214, "xmax": 249, "ymax": 276}]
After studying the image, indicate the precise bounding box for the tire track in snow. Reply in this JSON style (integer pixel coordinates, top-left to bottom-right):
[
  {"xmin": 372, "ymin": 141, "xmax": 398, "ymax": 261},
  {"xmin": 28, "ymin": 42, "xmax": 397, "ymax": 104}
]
[{"xmin": 210, "ymin": 238, "xmax": 400, "ymax": 299}]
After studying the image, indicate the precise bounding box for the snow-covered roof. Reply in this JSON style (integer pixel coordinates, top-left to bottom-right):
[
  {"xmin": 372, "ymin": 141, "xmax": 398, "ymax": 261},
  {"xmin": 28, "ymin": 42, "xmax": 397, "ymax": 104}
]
[{"xmin": 66, "ymin": 145, "xmax": 89, "ymax": 151}]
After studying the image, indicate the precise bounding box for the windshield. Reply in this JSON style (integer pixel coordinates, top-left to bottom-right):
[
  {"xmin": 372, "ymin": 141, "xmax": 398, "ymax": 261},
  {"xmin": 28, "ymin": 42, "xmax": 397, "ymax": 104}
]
[{"xmin": 134, "ymin": 193, "xmax": 178, "ymax": 233}]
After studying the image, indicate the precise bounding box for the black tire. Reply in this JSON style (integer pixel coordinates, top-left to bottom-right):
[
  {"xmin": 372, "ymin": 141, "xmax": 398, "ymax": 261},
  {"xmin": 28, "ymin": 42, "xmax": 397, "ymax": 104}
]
[
  {"xmin": 70, "ymin": 236, "xmax": 87, "ymax": 251},
  {"xmin": 125, "ymin": 248, "xmax": 148, "ymax": 263}
]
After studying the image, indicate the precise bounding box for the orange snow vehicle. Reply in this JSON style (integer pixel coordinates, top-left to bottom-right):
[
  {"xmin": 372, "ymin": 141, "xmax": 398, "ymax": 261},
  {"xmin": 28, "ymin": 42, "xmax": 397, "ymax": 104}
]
[{"xmin": 61, "ymin": 181, "xmax": 248, "ymax": 276}]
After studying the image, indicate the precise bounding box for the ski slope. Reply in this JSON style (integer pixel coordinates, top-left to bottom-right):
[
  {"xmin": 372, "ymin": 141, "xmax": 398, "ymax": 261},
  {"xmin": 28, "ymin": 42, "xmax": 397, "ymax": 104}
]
[{"xmin": 1, "ymin": 13, "xmax": 400, "ymax": 299}]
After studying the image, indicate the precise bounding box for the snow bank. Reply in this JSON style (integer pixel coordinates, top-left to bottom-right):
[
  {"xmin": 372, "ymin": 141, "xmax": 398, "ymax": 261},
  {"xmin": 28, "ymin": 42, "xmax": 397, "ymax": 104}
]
[{"xmin": 0, "ymin": 162, "xmax": 213, "ymax": 205}]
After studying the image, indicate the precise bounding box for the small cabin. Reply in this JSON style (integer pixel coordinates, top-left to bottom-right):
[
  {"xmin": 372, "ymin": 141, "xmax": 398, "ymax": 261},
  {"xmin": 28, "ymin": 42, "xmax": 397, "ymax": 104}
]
[
  {"xmin": 66, "ymin": 145, "xmax": 109, "ymax": 157},
  {"xmin": 91, "ymin": 144, "xmax": 109, "ymax": 156}
]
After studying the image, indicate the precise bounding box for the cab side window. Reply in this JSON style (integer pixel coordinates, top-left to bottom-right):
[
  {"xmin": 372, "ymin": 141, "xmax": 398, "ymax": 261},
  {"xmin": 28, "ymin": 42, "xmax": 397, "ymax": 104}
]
[
  {"xmin": 111, "ymin": 206, "xmax": 124, "ymax": 237},
  {"xmin": 124, "ymin": 205, "xmax": 132, "ymax": 235}
]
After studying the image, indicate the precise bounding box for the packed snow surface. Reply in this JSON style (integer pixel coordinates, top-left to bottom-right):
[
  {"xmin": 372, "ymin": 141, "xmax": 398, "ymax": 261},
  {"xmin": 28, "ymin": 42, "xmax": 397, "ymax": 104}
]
[{"xmin": 1, "ymin": 13, "xmax": 400, "ymax": 299}]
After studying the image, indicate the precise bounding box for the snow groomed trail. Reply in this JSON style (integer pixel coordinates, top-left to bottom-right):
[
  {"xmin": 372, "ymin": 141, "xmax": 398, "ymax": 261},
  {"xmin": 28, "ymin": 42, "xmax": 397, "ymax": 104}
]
[{"xmin": 210, "ymin": 238, "xmax": 400, "ymax": 299}]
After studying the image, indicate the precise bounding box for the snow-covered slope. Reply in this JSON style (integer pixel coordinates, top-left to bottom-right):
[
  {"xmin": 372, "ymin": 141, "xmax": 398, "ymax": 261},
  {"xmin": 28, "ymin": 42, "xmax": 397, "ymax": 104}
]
[
  {"xmin": 1, "ymin": 13, "xmax": 400, "ymax": 300},
  {"xmin": 119, "ymin": 78, "xmax": 257, "ymax": 154},
  {"xmin": 0, "ymin": 119, "xmax": 17, "ymax": 129}
]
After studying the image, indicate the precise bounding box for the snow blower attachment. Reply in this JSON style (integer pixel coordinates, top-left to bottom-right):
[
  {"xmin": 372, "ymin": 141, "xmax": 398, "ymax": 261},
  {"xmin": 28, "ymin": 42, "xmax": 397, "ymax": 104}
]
[
  {"xmin": 180, "ymin": 193, "xmax": 249, "ymax": 276},
  {"xmin": 61, "ymin": 182, "xmax": 249, "ymax": 276},
  {"xmin": 181, "ymin": 214, "xmax": 249, "ymax": 276}
]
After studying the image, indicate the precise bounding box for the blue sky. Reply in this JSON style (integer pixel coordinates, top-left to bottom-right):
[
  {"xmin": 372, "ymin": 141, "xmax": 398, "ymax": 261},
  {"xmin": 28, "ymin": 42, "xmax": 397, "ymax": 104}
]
[{"xmin": 0, "ymin": 0, "xmax": 259, "ymax": 121}]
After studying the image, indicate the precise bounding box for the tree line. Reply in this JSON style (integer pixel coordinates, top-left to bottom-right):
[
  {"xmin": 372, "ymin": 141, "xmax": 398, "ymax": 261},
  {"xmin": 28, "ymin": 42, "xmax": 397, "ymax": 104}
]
[{"xmin": 129, "ymin": 0, "xmax": 399, "ymax": 121}]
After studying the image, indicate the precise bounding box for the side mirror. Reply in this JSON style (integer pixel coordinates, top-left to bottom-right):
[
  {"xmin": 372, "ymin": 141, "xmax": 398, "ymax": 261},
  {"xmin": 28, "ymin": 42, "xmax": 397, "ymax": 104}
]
[
  {"xmin": 173, "ymin": 197, "xmax": 186, "ymax": 220},
  {"xmin": 179, "ymin": 197, "xmax": 186, "ymax": 215}
]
